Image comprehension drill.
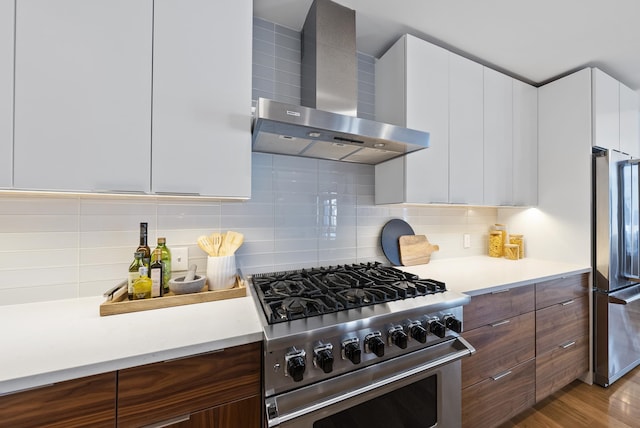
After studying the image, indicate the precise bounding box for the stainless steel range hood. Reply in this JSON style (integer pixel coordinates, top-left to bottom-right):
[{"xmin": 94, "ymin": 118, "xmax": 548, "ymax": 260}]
[{"xmin": 251, "ymin": 0, "xmax": 430, "ymax": 165}]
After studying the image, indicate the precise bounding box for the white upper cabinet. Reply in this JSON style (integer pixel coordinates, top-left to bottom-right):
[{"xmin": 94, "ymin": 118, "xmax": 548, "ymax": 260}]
[
  {"xmin": 592, "ymin": 68, "xmax": 640, "ymax": 158},
  {"xmin": 375, "ymin": 34, "xmax": 449, "ymax": 204},
  {"xmin": 512, "ymin": 80, "xmax": 538, "ymax": 206},
  {"xmin": 619, "ymin": 82, "xmax": 640, "ymax": 158},
  {"xmin": 449, "ymin": 53, "xmax": 484, "ymax": 205},
  {"xmin": 151, "ymin": 0, "xmax": 252, "ymax": 198},
  {"xmin": 592, "ymin": 68, "xmax": 620, "ymax": 152},
  {"xmin": 13, "ymin": 0, "xmax": 153, "ymax": 193},
  {"xmin": 375, "ymin": 34, "xmax": 537, "ymax": 207},
  {"xmin": 0, "ymin": 0, "xmax": 13, "ymax": 188},
  {"xmin": 483, "ymin": 67, "xmax": 513, "ymax": 206}
]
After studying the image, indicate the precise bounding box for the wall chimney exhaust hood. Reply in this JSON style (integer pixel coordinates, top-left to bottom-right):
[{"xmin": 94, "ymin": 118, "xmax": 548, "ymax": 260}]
[{"xmin": 251, "ymin": 0, "xmax": 430, "ymax": 165}]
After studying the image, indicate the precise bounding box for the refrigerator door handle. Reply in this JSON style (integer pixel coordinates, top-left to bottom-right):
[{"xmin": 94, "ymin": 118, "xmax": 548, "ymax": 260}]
[{"xmin": 608, "ymin": 284, "xmax": 640, "ymax": 305}]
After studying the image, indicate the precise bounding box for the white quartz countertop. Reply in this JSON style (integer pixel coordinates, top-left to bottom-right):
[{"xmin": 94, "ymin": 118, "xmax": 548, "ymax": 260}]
[
  {"xmin": 0, "ymin": 293, "xmax": 263, "ymax": 395},
  {"xmin": 399, "ymin": 256, "xmax": 591, "ymax": 296},
  {"xmin": 1, "ymin": 256, "xmax": 591, "ymax": 396}
]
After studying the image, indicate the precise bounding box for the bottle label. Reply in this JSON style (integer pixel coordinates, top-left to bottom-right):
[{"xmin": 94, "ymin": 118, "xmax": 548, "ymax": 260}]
[{"xmin": 150, "ymin": 268, "xmax": 162, "ymax": 298}]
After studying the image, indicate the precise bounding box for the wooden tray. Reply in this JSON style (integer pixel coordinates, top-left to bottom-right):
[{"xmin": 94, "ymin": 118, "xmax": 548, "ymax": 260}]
[{"xmin": 99, "ymin": 277, "xmax": 247, "ymax": 316}]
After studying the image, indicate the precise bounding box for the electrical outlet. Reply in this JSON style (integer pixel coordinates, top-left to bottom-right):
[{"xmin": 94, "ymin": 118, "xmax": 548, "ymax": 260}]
[
  {"xmin": 463, "ymin": 234, "xmax": 471, "ymax": 249},
  {"xmin": 172, "ymin": 247, "xmax": 189, "ymax": 271}
]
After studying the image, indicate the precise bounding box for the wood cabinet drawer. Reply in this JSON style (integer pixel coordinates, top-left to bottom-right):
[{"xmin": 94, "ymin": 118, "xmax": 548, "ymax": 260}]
[
  {"xmin": 0, "ymin": 372, "xmax": 116, "ymax": 428},
  {"xmin": 536, "ymin": 296, "xmax": 588, "ymax": 355},
  {"xmin": 535, "ymin": 272, "xmax": 589, "ymax": 309},
  {"xmin": 464, "ymin": 284, "xmax": 534, "ymax": 330},
  {"xmin": 462, "ymin": 358, "xmax": 535, "ymax": 428},
  {"xmin": 461, "ymin": 311, "xmax": 535, "ymax": 388},
  {"xmin": 170, "ymin": 395, "xmax": 262, "ymax": 428},
  {"xmin": 536, "ymin": 334, "xmax": 588, "ymax": 402},
  {"xmin": 117, "ymin": 342, "xmax": 261, "ymax": 428}
]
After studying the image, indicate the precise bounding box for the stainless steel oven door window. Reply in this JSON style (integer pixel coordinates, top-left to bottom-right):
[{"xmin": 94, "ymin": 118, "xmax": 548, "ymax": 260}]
[{"xmin": 266, "ymin": 337, "xmax": 473, "ymax": 428}]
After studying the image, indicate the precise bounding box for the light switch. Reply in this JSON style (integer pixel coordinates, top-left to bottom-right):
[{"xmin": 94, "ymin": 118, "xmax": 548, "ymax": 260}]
[{"xmin": 463, "ymin": 234, "xmax": 471, "ymax": 249}]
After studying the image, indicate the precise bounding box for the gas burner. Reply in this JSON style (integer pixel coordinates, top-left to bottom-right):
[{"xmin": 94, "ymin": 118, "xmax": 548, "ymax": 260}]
[
  {"xmin": 272, "ymin": 297, "xmax": 332, "ymax": 322},
  {"xmin": 338, "ymin": 288, "xmax": 370, "ymax": 305}
]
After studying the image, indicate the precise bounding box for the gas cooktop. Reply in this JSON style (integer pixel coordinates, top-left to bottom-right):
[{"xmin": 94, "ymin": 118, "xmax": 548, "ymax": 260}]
[{"xmin": 251, "ymin": 262, "xmax": 447, "ymax": 324}]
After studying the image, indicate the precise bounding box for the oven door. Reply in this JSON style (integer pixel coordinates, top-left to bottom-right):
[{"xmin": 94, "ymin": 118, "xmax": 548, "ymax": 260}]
[{"xmin": 266, "ymin": 336, "xmax": 474, "ymax": 428}]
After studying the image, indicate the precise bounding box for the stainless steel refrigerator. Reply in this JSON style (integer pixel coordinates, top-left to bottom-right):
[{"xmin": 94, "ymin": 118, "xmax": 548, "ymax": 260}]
[{"xmin": 593, "ymin": 147, "xmax": 640, "ymax": 386}]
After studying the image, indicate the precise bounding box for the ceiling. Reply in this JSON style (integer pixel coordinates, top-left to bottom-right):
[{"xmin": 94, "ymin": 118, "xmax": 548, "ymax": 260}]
[{"xmin": 253, "ymin": 0, "xmax": 640, "ymax": 92}]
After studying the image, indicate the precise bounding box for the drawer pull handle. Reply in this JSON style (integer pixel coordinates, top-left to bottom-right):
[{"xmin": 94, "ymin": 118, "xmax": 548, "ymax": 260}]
[
  {"xmin": 491, "ymin": 370, "xmax": 512, "ymax": 381},
  {"xmin": 490, "ymin": 320, "xmax": 511, "ymax": 327},
  {"xmin": 491, "ymin": 289, "xmax": 511, "ymax": 294},
  {"xmin": 561, "ymin": 300, "xmax": 575, "ymax": 306},
  {"xmin": 143, "ymin": 414, "xmax": 191, "ymax": 428},
  {"xmin": 561, "ymin": 341, "xmax": 576, "ymax": 349}
]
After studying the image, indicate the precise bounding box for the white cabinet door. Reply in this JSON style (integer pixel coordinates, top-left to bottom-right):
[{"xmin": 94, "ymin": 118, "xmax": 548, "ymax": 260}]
[
  {"xmin": 483, "ymin": 67, "xmax": 513, "ymax": 206},
  {"xmin": 512, "ymin": 80, "xmax": 538, "ymax": 206},
  {"xmin": 592, "ymin": 68, "xmax": 620, "ymax": 151},
  {"xmin": 404, "ymin": 35, "xmax": 449, "ymax": 204},
  {"xmin": 620, "ymin": 82, "xmax": 640, "ymax": 158},
  {"xmin": 449, "ymin": 54, "xmax": 483, "ymax": 205},
  {"xmin": 375, "ymin": 35, "xmax": 449, "ymax": 204},
  {"xmin": 152, "ymin": 0, "xmax": 252, "ymax": 198},
  {"xmin": 14, "ymin": 0, "xmax": 152, "ymax": 193},
  {"xmin": 0, "ymin": 0, "xmax": 13, "ymax": 188}
]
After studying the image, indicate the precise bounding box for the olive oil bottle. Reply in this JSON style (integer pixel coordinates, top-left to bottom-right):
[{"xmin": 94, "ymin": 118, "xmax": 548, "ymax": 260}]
[
  {"xmin": 133, "ymin": 266, "xmax": 152, "ymax": 300},
  {"xmin": 154, "ymin": 237, "xmax": 171, "ymax": 295},
  {"xmin": 127, "ymin": 251, "xmax": 145, "ymax": 300},
  {"xmin": 150, "ymin": 248, "xmax": 164, "ymax": 298},
  {"xmin": 136, "ymin": 222, "xmax": 151, "ymax": 267}
]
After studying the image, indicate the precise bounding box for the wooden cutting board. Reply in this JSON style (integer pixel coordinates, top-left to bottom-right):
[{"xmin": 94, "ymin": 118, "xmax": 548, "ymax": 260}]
[{"xmin": 399, "ymin": 235, "xmax": 440, "ymax": 266}]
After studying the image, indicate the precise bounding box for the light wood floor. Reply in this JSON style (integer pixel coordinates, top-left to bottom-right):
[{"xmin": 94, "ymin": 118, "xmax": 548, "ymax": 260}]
[{"xmin": 499, "ymin": 365, "xmax": 640, "ymax": 427}]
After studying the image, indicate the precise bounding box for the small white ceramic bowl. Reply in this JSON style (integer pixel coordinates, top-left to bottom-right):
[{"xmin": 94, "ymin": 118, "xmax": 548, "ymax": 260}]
[{"xmin": 168, "ymin": 275, "xmax": 206, "ymax": 295}]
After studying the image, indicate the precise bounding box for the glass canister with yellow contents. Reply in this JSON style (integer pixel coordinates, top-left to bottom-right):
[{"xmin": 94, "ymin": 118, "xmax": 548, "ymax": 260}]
[
  {"xmin": 489, "ymin": 231, "xmax": 503, "ymax": 257},
  {"xmin": 509, "ymin": 234, "xmax": 524, "ymax": 258},
  {"xmin": 504, "ymin": 244, "xmax": 519, "ymax": 260}
]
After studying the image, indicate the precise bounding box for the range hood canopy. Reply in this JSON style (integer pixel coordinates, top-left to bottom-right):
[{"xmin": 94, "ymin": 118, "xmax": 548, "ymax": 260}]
[{"xmin": 251, "ymin": 0, "xmax": 430, "ymax": 165}]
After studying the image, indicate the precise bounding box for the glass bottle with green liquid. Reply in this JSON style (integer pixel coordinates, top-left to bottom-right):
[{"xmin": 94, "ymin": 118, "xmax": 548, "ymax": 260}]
[
  {"xmin": 154, "ymin": 237, "xmax": 172, "ymax": 295},
  {"xmin": 127, "ymin": 251, "xmax": 145, "ymax": 300}
]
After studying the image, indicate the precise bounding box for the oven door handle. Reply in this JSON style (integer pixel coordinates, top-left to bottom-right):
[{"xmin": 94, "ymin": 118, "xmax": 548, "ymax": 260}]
[{"xmin": 267, "ymin": 336, "xmax": 475, "ymax": 427}]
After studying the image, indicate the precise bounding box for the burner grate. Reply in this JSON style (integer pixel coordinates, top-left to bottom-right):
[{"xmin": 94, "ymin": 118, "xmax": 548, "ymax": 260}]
[{"xmin": 252, "ymin": 262, "xmax": 447, "ymax": 324}]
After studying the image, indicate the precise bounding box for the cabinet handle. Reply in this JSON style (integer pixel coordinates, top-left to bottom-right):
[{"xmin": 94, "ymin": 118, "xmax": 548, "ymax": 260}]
[
  {"xmin": 94, "ymin": 189, "xmax": 148, "ymax": 195},
  {"xmin": 561, "ymin": 299, "xmax": 575, "ymax": 306},
  {"xmin": 153, "ymin": 191, "xmax": 202, "ymax": 196},
  {"xmin": 560, "ymin": 341, "xmax": 576, "ymax": 349},
  {"xmin": 491, "ymin": 370, "xmax": 512, "ymax": 381},
  {"xmin": 143, "ymin": 414, "xmax": 191, "ymax": 428},
  {"xmin": 491, "ymin": 288, "xmax": 511, "ymax": 295},
  {"xmin": 490, "ymin": 320, "xmax": 511, "ymax": 328}
]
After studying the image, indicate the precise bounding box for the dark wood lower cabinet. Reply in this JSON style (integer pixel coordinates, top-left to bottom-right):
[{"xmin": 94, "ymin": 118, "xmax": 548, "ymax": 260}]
[
  {"xmin": 118, "ymin": 342, "xmax": 261, "ymax": 428},
  {"xmin": 171, "ymin": 395, "xmax": 262, "ymax": 428},
  {"xmin": 461, "ymin": 273, "xmax": 590, "ymax": 427},
  {"xmin": 0, "ymin": 372, "xmax": 116, "ymax": 428},
  {"xmin": 462, "ymin": 359, "xmax": 536, "ymax": 428},
  {"xmin": 0, "ymin": 342, "xmax": 262, "ymax": 428}
]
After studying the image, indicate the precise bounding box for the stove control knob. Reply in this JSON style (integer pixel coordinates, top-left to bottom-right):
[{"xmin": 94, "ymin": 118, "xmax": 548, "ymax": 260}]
[
  {"xmin": 443, "ymin": 314, "xmax": 463, "ymax": 333},
  {"xmin": 427, "ymin": 317, "xmax": 447, "ymax": 338},
  {"xmin": 410, "ymin": 324, "xmax": 428, "ymax": 343},
  {"xmin": 285, "ymin": 348, "xmax": 306, "ymax": 382},
  {"xmin": 365, "ymin": 332, "xmax": 385, "ymax": 358},
  {"xmin": 314, "ymin": 344, "xmax": 334, "ymax": 374},
  {"xmin": 343, "ymin": 341, "xmax": 361, "ymax": 364},
  {"xmin": 388, "ymin": 326, "xmax": 408, "ymax": 349}
]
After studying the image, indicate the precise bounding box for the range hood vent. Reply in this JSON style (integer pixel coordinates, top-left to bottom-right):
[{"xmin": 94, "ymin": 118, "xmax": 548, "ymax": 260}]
[{"xmin": 251, "ymin": 0, "xmax": 430, "ymax": 165}]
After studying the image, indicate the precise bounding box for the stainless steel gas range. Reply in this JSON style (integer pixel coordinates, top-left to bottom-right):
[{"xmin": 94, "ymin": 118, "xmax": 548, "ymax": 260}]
[{"xmin": 249, "ymin": 262, "xmax": 475, "ymax": 427}]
